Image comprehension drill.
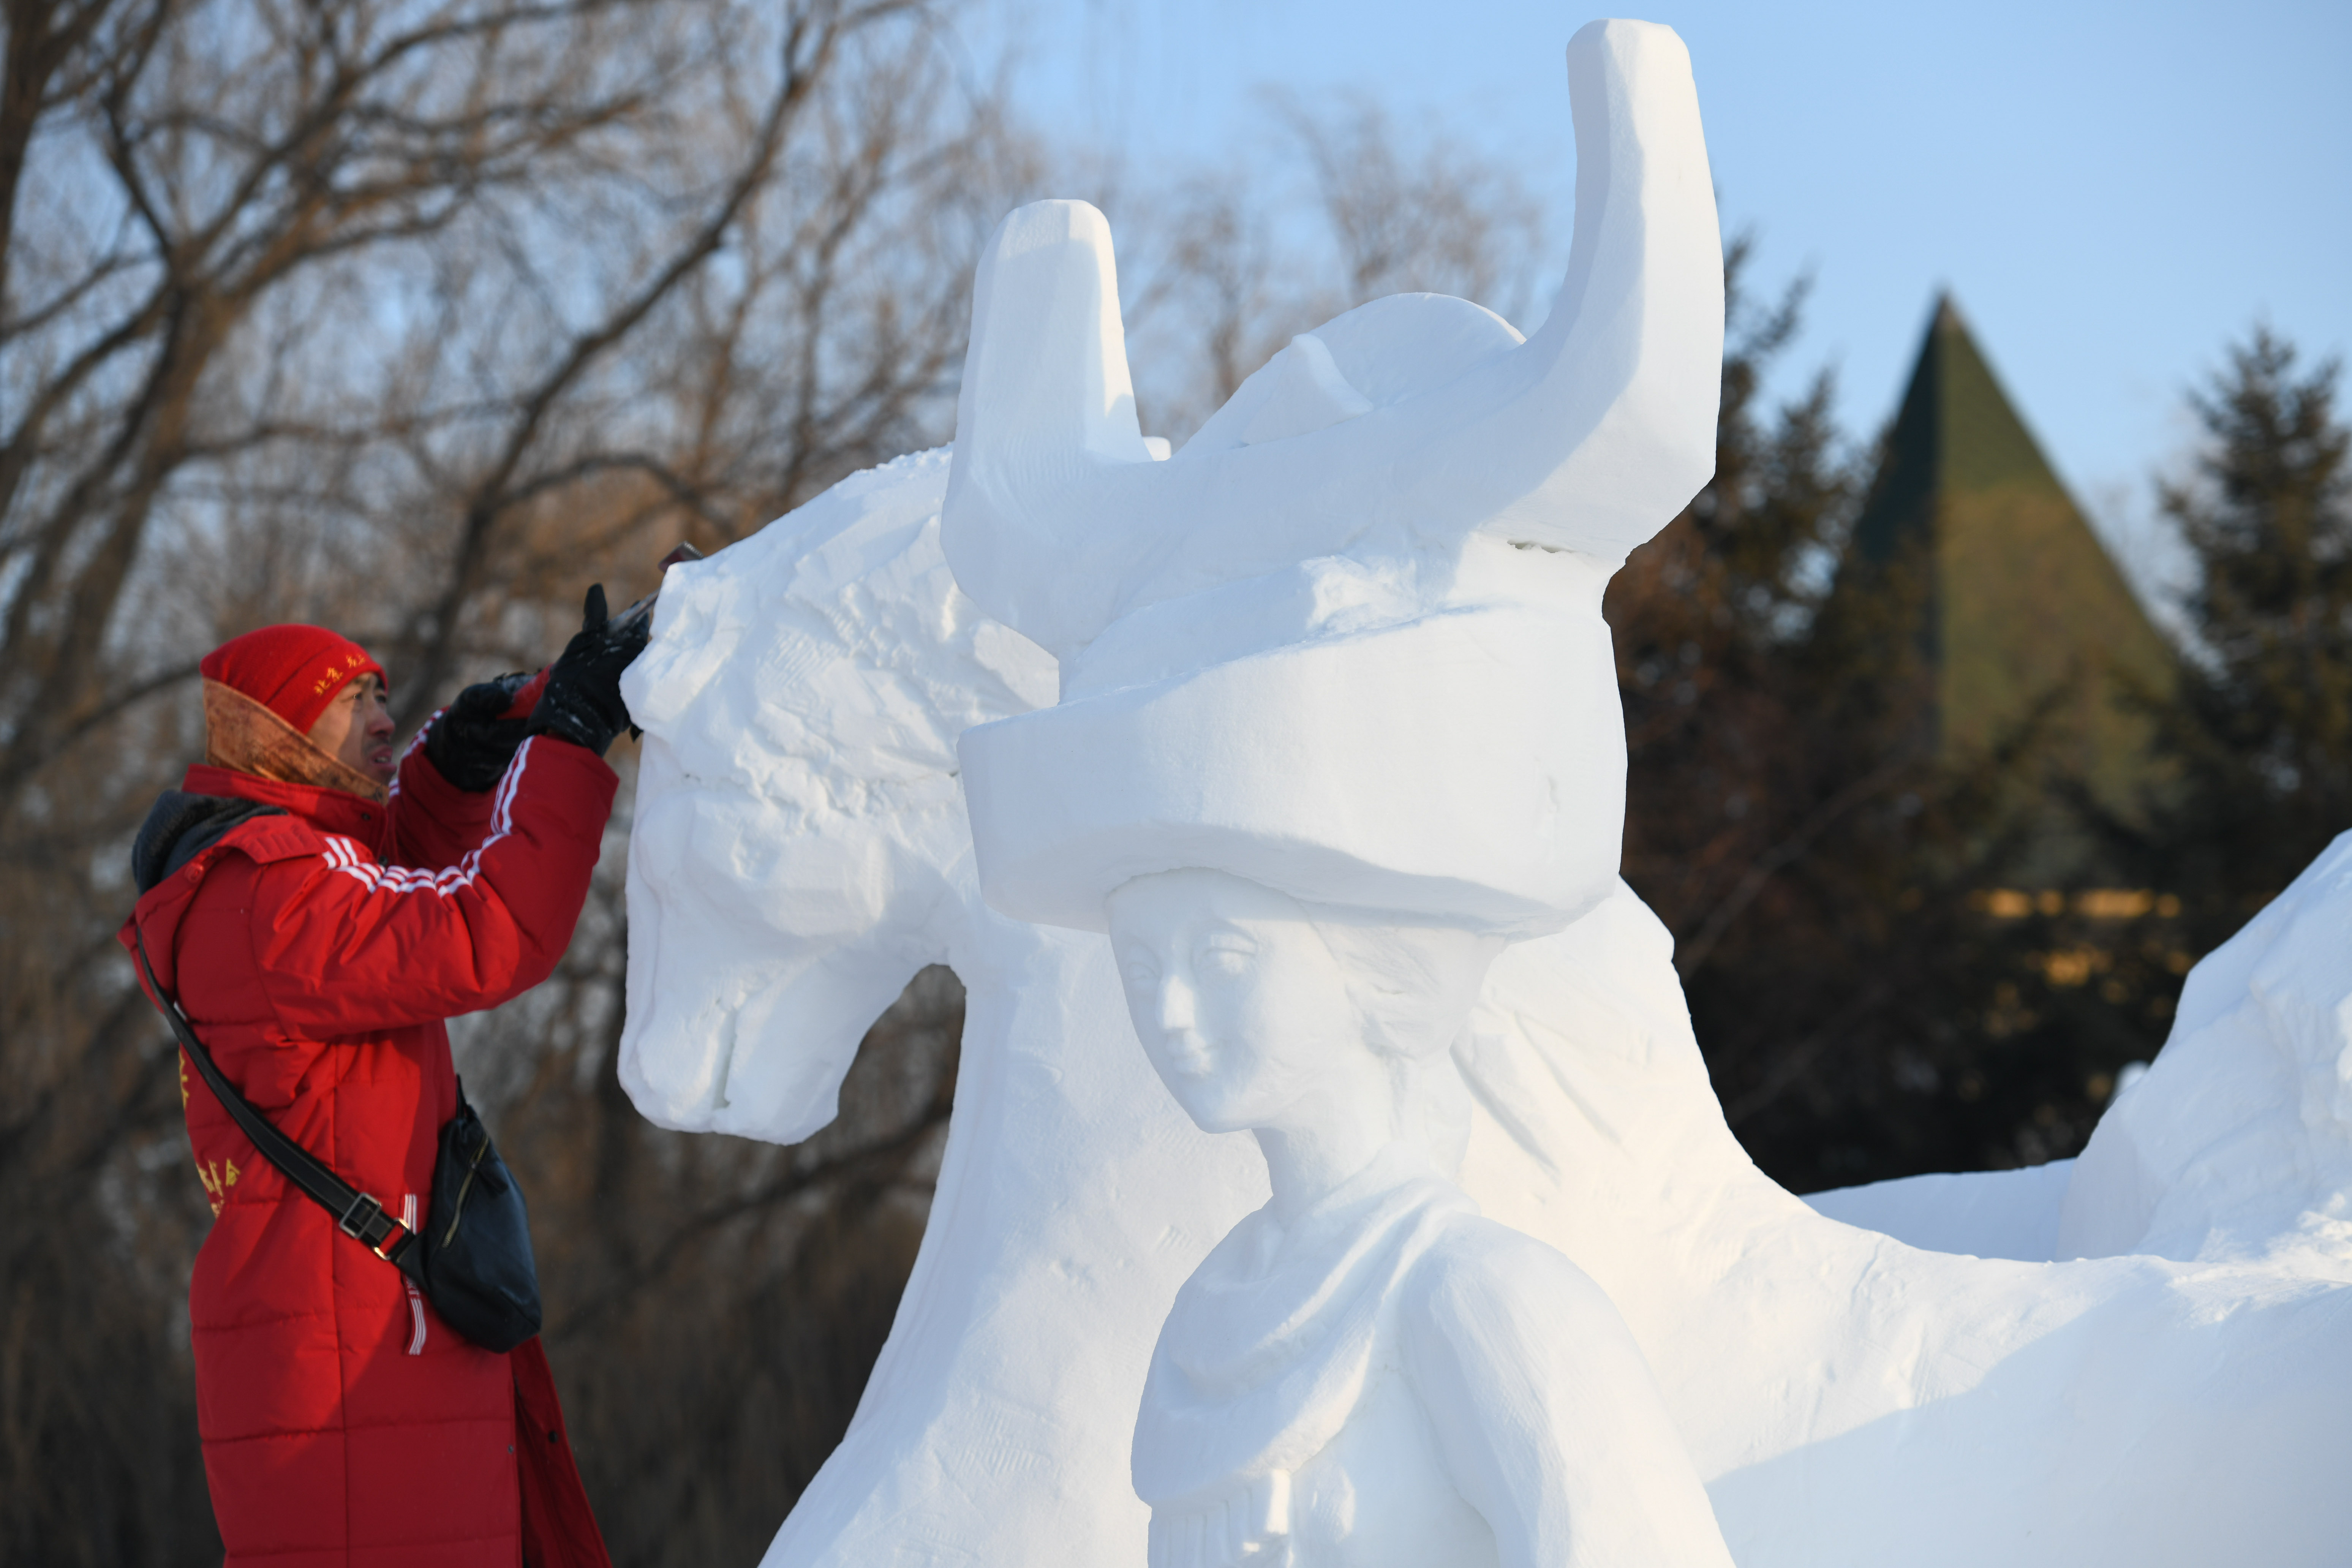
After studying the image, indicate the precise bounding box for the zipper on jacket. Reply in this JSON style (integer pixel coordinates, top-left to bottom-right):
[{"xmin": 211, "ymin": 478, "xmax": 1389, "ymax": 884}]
[
  {"xmin": 401, "ymin": 1194, "xmax": 426, "ymax": 1355},
  {"xmin": 442, "ymin": 1127, "xmax": 488, "ymax": 1247}
]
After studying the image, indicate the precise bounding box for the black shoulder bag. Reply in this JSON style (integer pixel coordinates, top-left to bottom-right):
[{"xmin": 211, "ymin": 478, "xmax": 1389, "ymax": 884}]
[{"xmin": 134, "ymin": 927, "xmax": 544, "ymax": 1353}]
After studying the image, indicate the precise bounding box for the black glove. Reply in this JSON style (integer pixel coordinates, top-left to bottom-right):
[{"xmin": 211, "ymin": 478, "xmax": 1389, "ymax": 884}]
[
  {"xmin": 423, "ymin": 672, "xmax": 536, "ymax": 792},
  {"xmin": 526, "ymin": 585, "xmax": 651, "ymax": 757}
]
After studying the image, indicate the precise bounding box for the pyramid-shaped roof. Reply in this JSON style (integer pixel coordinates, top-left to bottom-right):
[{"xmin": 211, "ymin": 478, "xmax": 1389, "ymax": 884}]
[{"xmin": 1850, "ymin": 295, "xmax": 2174, "ymax": 820}]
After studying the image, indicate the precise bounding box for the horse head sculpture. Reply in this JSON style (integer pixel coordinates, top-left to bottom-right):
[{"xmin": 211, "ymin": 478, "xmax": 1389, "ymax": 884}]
[
  {"xmin": 617, "ymin": 452, "xmax": 1265, "ymax": 1568},
  {"xmin": 618, "ymin": 449, "xmax": 1057, "ymax": 1143}
]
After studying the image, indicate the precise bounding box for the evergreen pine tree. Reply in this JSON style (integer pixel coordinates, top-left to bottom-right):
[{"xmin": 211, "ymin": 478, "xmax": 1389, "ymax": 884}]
[
  {"xmin": 2145, "ymin": 332, "xmax": 2352, "ymax": 930},
  {"xmin": 1613, "ymin": 267, "xmax": 2180, "ymax": 1189}
]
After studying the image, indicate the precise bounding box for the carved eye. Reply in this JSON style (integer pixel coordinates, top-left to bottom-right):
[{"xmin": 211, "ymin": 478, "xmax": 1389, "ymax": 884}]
[
  {"xmin": 1200, "ymin": 934, "xmax": 1255, "ymax": 976},
  {"xmin": 1121, "ymin": 954, "xmax": 1159, "ymax": 989}
]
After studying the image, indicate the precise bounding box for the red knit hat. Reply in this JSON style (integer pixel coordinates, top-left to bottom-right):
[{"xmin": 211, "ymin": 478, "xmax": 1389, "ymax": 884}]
[{"xmin": 199, "ymin": 625, "xmax": 386, "ymax": 735}]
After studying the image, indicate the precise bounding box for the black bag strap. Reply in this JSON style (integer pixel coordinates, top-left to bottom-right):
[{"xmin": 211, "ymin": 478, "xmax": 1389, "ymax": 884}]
[{"xmin": 133, "ymin": 923, "xmax": 416, "ymax": 1270}]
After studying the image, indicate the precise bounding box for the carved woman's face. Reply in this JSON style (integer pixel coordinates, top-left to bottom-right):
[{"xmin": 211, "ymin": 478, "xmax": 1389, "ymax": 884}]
[{"xmin": 1106, "ymin": 868, "xmax": 1372, "ymax": 1135}]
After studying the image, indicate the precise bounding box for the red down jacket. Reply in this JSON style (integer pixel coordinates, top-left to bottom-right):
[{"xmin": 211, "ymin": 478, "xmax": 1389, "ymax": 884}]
[{"xmin": 121, "ymin": 732, "xmax": 617, "ymax": 1567}]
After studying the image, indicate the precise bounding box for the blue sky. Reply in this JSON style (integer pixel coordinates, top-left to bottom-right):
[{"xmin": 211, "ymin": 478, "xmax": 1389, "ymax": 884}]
[{"xmin": 972, "ymin": 0, "xmax": 2350, "ymax": 618}]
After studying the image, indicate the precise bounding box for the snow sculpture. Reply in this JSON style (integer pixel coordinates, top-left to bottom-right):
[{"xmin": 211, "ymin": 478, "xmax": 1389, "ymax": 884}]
[
  {"xmin": 619, "ymin": 462, "xmax": 2352, "ymax": 1568},
  {"xmin": 2059, "ymin": 832, "xmax": 2352, "ymax": 1266},
  {"xmin": 943, "ymin": 20, "xmax": 1735, "ymax": 1566},
  {"xmin": 618, "ymin": 18, "xmax": 2352, "ymax": 1568},
  {"xmin": 1102, "ymin": 875, "xmax": 1733, "ymax": 1568},
  {"xmin": 619, "ymin": 449, "xmax": 1266, "ymax": 1568},
  {"xmin": 1453, "ymin": 874, "xmax": 2352, "ymax": 1568},
  {"xmin": 1802, "ymin": 1157, "xmax": 2075, "ymax": 1261}
]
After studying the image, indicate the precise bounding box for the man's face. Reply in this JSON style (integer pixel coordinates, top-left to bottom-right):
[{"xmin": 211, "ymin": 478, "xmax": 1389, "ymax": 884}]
[{"xmin": 308, "ymin": 674, "xmax": 397, "ymax": 785}]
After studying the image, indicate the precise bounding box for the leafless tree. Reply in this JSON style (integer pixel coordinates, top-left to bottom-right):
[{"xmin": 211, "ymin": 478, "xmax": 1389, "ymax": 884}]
[
  {"xmin": 3, "ymin": 0, "xmax": 1558, "ymax": 1551},
  {"xmin": 1, "ymin": 2, "xmax": 1029, "ymax": 1560},
  {"xmin": 1114, "ymin": 94, "xmax": 1546, "ymax": 441}
]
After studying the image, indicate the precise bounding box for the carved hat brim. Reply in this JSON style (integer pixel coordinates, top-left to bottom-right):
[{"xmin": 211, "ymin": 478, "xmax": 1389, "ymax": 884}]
[{"xmin": 957, "ymin": 604, "xmax": 1626, "ymax": 937}]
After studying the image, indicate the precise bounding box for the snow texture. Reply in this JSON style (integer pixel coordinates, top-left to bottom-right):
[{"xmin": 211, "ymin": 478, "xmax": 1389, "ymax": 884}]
[
  {"xmin": 947, "ymin": 23, "xmax": 1741, "ymax": 1564},
  {"xmin": 943, "ymin": 17, "xmax": 1719, "ymax": 945},
  {"xmin": 617, "ymin": 16, "xmax": 2352, "ymax": 1568},
  {"xmin": 1805, "ymin": 1161, "xmax": 2074, "ymax": 1263},
  {"xmin": 622, "ymin": 446, "xmax": 2352, "ymax": 1568},
  {"xmin": 621, "ymin": 450, "xmax": 1267, "ymax": 1566},
  {"xmin": 2059, "ymin": 833, "xmax": 2352, "ymax": 1269}
]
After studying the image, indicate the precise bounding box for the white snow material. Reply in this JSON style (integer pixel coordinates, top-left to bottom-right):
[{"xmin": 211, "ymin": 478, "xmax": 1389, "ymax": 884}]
[
  {"xmin": 958, "ymin": 573, "xmax": 1628, "ymax": 937},
  {"xmin": 620, "ymin": 449, "xmax": 1054, "ymax": 1143},
  {"xmin": 1456, "ymin": 882, "xmax": 2352, "ymax": 1568},
  {"xmin": 958, "ymin": 26, "xmax": 1741, "ymax": 1564},
  {"xmin": 939, "ymin": 21, "xmax": 1721, "ymax": 666},
  {"xmin": 623, "ymin": 450, "xmax": 2352, "ymax": 1568},
  {"xmin": 621, "ymin": 452, "xmax": 1269, "ymax": 1567},
  {"xmin": 948, "ymin": 19, "xmax": 1718, "ymax": 948},
  {"xmin": 1805, "ymin": 1160, "xmax": 2074, "ymax": 1263},
  {"xmin": 2059, "ymin": 831, "xmax": 2352, "ymax": 1270},
  {"xmin": 617, "ymin": 16, "xmax": 2352, "ymax": 1565}
]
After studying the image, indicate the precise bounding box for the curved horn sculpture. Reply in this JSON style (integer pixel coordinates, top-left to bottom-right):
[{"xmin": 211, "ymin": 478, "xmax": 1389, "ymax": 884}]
[{"xmin": 943, "ymin": 18, "xmax": 1722, "ymax": 662}]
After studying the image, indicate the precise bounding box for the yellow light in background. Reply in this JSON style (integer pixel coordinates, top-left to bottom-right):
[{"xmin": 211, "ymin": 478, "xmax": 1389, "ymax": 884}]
[
  {"xmin": 1968, "ymin": 889, "xmax": 2183, "ymax": 921},
  {"xmin": 2075, "ymin": 890, "xmax": 2155, "ymax": 918}
]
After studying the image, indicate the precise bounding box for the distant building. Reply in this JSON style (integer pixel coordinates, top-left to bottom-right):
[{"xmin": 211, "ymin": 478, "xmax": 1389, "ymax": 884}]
[{"xmin": 1847, "ymin": 295, "xmax": 2175, "ymax": 848}]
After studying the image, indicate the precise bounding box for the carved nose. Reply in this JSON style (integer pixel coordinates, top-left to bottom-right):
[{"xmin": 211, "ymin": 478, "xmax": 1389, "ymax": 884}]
[{"xmin": 1157, "ymin": 975, "xmax": 1197, "ymax": 1033}]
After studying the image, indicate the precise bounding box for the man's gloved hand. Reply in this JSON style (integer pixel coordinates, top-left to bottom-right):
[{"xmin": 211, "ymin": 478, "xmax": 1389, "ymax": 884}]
[
  {"xmin": 526, "ymin": 585, "xmax": 651, "ymax": 757},
  {"xmin": 423, "ymin": 672, "xmax": 537, "ymax": 792}
]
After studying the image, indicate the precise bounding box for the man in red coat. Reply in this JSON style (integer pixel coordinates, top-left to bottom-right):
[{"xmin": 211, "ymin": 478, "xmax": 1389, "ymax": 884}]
[{"xmin": 123, "ymin": 591, "xmax": 645, "ymax": 1567}]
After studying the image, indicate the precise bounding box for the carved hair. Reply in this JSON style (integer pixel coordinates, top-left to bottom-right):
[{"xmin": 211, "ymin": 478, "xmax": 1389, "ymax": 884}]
[{"xmin": 1305, "ymin": 914, "xmax": 1503, "ymax": 1176}]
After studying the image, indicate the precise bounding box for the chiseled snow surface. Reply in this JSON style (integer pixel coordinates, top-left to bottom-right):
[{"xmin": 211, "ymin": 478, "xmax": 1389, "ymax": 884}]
[
  {"xmin": 1804, "ymin": 1162, "xmax": 2075, "ymax": 1263},
  {"xmin": 620, "ymin": 452, "xmax": 1267, "ymax": 1568},
  {"xmin": 940, "ymin": 27, "xmax": 1746, "ymax": 1563},
  {"xmin": 2060, "ymin": 835, "xmax": 2352, "ymax": 1274},
  {"xmin": 620, "ymin": 449, "xmax": 2352, "ymax": 1567},
  {"xmin": 1460, "ymin": 880, "xmax": 2352, "ymax": 1568},
  {"xmin": 616, "ymin": 17, "xmax": 2348, "ymax": 1562},
  {"xmin": 1807, "ymin": 831, "xmax": 2352, "ymax": 1286}
]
